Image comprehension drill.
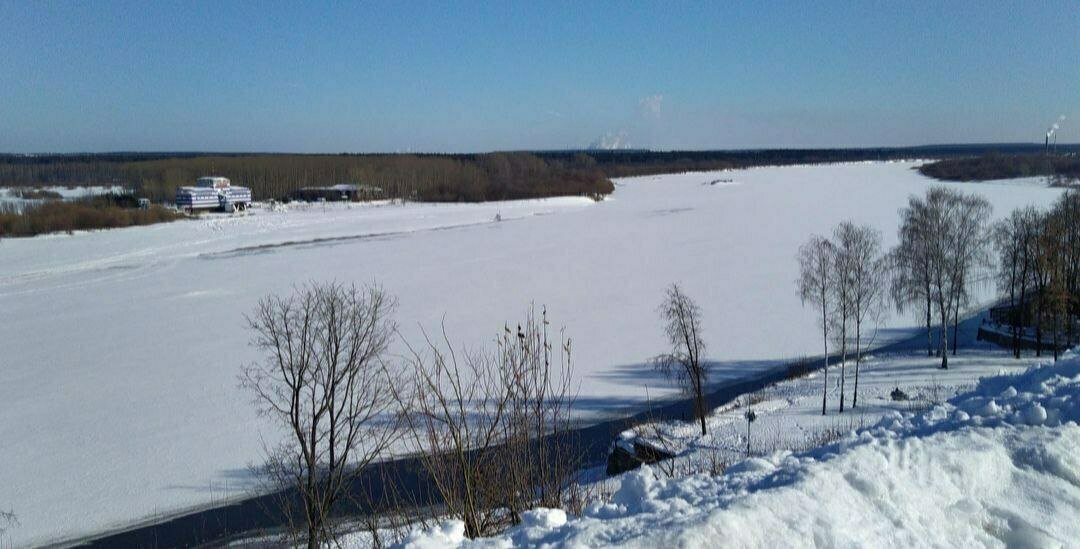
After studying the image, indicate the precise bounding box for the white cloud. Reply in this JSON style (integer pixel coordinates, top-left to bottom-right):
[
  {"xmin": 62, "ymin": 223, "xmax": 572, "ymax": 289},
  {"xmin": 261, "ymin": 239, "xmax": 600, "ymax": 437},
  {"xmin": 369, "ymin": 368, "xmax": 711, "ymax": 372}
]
[
  {"xmin": 588, "ymin": 130, "xmax": 632, "ymax": 150},
  {"xmin": 639, "ymin": 94, "xmax": 663, "ymax": 118}
]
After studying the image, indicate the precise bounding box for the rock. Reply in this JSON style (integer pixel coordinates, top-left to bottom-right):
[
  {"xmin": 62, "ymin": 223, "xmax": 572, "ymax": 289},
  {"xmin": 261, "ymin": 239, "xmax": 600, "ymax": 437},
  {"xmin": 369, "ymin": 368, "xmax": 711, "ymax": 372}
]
[{"xmin": 606, "ymin": 431, "xmax": 675, "ymax": 476}]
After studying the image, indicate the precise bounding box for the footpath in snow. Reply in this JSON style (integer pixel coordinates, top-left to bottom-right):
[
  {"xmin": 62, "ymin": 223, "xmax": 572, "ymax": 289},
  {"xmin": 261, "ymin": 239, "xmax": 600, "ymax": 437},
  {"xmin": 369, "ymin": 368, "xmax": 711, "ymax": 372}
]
[{"xmin": 393, "ymin": 349, "xmax": 1080, "ymax": 548}]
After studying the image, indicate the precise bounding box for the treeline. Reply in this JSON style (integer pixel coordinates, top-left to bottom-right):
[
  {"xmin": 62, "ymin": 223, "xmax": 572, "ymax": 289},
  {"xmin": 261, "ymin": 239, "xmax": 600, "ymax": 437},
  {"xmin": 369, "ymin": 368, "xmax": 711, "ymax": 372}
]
[
  {"xmin": 0, "ymin": 153, "xmax": 614, "ymax": 203},
  {"xmin": 547, "ymin": 148, "xmax": 918, "ymax": 178},
  {"xmin": 5, "ymin": 144, "xmax": 1073, "ymax": 204},
  {"xmin": 918, "ymin": 153, "xmax": 1080, "ymax": 184},
  {"xmin": 796, "ymin": 187, "xmax": 1080, "ymax": 418},
  {"xmin": 544, "ymin": 144, "xmax": 1080, "ymax": 178},
  {"xmin": 887, "ymin": 188, "xmax": 1079, "ymax": 364},
  {"xmin": 992, "ymin": 191, "xmax": 1080, "ymax": 357}
]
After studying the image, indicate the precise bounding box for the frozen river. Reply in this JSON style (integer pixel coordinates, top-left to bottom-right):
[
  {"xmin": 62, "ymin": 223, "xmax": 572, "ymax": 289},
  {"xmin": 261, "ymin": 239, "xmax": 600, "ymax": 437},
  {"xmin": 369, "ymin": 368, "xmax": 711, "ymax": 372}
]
[{"xmin": 0, "ymin": 161, "xmax": 1064, "ymax": 545}]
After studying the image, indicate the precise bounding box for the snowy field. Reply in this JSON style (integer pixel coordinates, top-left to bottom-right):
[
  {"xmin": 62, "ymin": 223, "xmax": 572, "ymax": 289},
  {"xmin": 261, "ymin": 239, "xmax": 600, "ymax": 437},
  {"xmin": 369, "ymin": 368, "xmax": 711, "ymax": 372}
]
[
  {"xmin": 0, "ymin": 185, "xmax": 128, "ymax": 201},
  {"xmin": 392, "ymin": 349, "xmax": 1080, "ymax": 548},
  {"xmin": 0, "ymin": 162, "xmax": 1066, "ymax": 545},
  {"xmin": 0, "ymin": 185, "xmax": 129, "ymax": 213}
]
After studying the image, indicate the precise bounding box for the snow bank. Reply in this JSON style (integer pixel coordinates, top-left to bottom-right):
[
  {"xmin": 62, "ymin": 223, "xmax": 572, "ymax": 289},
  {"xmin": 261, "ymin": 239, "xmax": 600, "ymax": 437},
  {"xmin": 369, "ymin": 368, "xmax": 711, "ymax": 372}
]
[{"xmin": 394, "ymin": 351, "xmax": 1080, "ymax": 548}]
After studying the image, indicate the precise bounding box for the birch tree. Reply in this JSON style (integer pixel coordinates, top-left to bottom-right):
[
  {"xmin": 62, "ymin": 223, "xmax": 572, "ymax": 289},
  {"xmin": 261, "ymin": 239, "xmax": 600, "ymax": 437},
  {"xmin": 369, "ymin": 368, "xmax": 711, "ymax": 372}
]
[
  {"xmin": 890, "ymin": 197, "xmax": 935, "ymax": 358},
  {"xmin": 831, "ymin": 229, "xmax": 855, "ymax": 412},
  {"xmin": 993, "ymin": 210, "xmax": 1030, "ymax": 358},
  {"xmin": 654, "ymin": 283, "xmax": 709, "ymax": 435},
  {"xmin": 833, "ymin": 222, "xmax": 886, "ymax": 409},
  {"xmin": 797, "ymin": 235, "xmax": 835, "ymax": 416},
  {"xmin": 946, "ymin": 193, "xmax": 992, "ymax": 355},
  {"xmin": 893, "ymin": 188, "xmax": 985, "ymax": 369}
]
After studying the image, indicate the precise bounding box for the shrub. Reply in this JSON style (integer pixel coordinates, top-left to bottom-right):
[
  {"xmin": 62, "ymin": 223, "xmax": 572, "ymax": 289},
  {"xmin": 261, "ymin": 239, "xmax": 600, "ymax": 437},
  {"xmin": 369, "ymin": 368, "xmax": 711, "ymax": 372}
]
[
  {"xmin": 0, "ymin": 200, "xmax": 183, "ymax": 237},
  {"xmin": 784, "ymin": 356, "xmax": 814, "ymax": 380}
]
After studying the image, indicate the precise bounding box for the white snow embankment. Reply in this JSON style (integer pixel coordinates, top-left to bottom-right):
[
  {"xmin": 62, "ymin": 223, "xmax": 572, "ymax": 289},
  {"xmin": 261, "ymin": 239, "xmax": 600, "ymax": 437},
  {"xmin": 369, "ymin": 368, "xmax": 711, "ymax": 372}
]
[{"xmin": 395, "ymin": 351, "xmax": 1080, "ymax": 548}]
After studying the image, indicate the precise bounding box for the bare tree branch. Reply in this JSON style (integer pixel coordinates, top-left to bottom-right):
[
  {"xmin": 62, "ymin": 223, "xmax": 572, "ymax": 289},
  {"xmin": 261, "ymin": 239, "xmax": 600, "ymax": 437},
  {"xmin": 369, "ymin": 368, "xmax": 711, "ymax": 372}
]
[
  {"xmin": 654, "ymin": 283, "xmax": 709, "ymax": 435},
  {"xmin": 240, "ymin": 281, "xmax": 399, "ymax": 548}
]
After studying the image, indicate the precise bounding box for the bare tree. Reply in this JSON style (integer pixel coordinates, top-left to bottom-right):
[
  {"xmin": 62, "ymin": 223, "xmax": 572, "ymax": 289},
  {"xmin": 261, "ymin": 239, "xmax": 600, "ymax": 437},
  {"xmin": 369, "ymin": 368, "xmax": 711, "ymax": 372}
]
[
  {"xmin": 1054, "ymin": 193, "xmax": 1080, "ymax": 347},
  {"xmin": 891, "ymin": 194, "xmax": 936, "ymax": 358},
  {"xmin": 1034, "ymin": 208, "xmax": 1073, "ymax": 361},
  {"xmin": 833, "ymin": 222, "xmax": 886, "ymax": 409},
  {"xmin": 498, "ymin": 308, "xmax": 578, "ymax": 520},
  {"xmin": 397, "ymin": 323, "xmax": 512, "ymax": 538},
  {"xmin": 993, "ymin": 209, "xmax": 1030, "ymax": 358},
  {"xmin": 1044, "ymin": 219, "xmax": 1069, "ymax": 361},
  {"xmin": 654, "ymin": 283, "xmax": 709, "ymax": 435},
  {"xmin": 993, "ymin": 195, "xmax": 1079, "ymax": 360},
  {"xmin": 922, "ymin": 188, "xmax": 958, "ymax": 369},
  {"xmin": 893, "ymin": 188, "xmax": 986, "ymax": 369},
  {"xmin": 395, "ymin": 307, "xmax": 578, "ymax": 539},
  {"xmin": 830, "ymin": 228, "xmax": 855, "ymax": 412},
  {"xmin": 945, "ymin": 193, "xmax": 992, "ymax": 355},
  {"xmin": 1054, "ymin": 191, "xmax": 1080, "ymax": 348},
  {"xmin": 797, "ymin": 235, "xmax": 835, "ymax": 415},
  {"xmin": 240, "ymin": 281, "xmax": 399, "ymax": 548}
]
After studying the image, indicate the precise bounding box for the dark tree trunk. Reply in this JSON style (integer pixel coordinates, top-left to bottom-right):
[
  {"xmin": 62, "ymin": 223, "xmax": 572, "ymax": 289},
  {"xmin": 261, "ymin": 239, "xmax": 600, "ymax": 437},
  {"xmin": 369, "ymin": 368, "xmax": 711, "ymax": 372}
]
[
  {"xmin": 925, "ymin": 298, "xmax": 933, "ymax": 357},
  {"xmin": 1036, "ymin": 299, "xmax": 1044, "ymax": 357},
  {"xmin": 694, "ymin": 366, "xmax": 707, "ymax": 436},
  {"xmin": 939, "ymin": 305, "xmax": 949, "ymax": 369},
  {"xmin": 697, "ymin": 393, "xmax": 707, "ymax": 436},
  {"xmin": 1010, "ymin": 278, "xmax": 1019, "ymax": 359},
  {"xmin": 821, "ymin": 306, "xmax": 828, "ymax": 416},
  {"xmin": 839, "ymin": 326, "xmax": 847, "ymax": 413},
  {"xmin": 852, "ymin": 323, "xmax": 861, "ymax": 409},
  {"xmin": 746, "ymin": 418, "xmax": 752, "ymax": 456},
  {"xmin": 1018, "ymin": 277, "xmax": 1028, "ymax": 359},
  {"xmin": 952, "ymin": 297, "xmax": 960, "ymax": 356},
  {"xmin": 1053, "ymin": 310, "xmax": 1060, "ymax": 362}
]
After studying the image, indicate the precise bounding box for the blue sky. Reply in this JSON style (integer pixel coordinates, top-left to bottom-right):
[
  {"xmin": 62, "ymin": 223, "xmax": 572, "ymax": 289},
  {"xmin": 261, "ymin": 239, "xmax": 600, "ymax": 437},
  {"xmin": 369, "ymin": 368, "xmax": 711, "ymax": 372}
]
[{"xmin": 1, "ymin": 1, "xmax": 1077, "ymax": 153}]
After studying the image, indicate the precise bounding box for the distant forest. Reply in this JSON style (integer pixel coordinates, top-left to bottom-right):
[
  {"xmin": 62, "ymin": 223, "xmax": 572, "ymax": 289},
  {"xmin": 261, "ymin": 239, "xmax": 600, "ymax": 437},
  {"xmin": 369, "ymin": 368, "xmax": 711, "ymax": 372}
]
[
  {"xmin": 0, "ymin": 153, "xmax": 614, "ymax": 203},
  {"xmin": 2, "ymin": 144, "xmax": 1076, "ymax": 203},
  {"xmin": 917, "ymin": 153, "xmax": 1080, "ymax": 184}
]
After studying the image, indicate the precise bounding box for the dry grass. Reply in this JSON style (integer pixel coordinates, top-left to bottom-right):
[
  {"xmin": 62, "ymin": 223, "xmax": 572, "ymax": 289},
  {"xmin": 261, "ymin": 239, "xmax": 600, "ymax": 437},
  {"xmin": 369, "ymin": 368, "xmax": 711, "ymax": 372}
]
[
  {"xmin": 784, "ymin": 356, "xmax": 815, "ymax": 381},
  {"xmin": 0, "ymin": 199, "xmax": 183, "ymax": 237}
]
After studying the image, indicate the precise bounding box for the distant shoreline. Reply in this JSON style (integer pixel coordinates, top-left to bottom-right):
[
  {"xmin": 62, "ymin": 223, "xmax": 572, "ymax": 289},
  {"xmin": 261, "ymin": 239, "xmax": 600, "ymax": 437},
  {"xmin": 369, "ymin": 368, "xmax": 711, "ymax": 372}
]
[
  {"xmin": 917, "ymin": 153, "xmax": 1080, "ymax": 186},
  {"xmin": 3, "ymin": 143, "xmax": 1076, "ymax": 206}
]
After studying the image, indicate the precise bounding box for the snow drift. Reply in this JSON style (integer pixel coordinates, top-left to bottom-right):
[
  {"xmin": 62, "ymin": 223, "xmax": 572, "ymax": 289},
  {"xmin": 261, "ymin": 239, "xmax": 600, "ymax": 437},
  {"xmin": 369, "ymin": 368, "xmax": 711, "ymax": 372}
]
[{"xmin": 395, "ymin": 351, "xmax": 1080, "ymax": 548}]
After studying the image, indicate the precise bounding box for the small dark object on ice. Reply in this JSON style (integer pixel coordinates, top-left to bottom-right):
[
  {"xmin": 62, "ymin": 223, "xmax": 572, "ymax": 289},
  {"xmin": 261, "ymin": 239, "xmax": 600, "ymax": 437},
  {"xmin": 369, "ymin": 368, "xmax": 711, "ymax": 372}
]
[
  {"xmin": 890, "ymin": 387, "xmax": 910, "ymax": 401},
  {"xmin": 607, "ymin": 431, "xmax": 675, "ymax": 476}
]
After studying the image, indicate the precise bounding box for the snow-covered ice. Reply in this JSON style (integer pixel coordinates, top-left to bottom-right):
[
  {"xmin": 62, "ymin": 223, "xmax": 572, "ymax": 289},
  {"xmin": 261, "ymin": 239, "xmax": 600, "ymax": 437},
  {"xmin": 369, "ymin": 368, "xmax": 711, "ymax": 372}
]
[{"xmin": 0, "ymin": 162, "xmax": 1066, "ymax": 545}]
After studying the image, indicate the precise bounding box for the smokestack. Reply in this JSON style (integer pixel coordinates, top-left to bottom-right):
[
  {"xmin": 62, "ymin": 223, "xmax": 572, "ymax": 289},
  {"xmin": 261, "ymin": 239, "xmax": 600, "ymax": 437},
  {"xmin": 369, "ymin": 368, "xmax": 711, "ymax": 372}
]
[{"xmin": 1045, "ymin": 115, "xmax": 1066, "ymax": 155}]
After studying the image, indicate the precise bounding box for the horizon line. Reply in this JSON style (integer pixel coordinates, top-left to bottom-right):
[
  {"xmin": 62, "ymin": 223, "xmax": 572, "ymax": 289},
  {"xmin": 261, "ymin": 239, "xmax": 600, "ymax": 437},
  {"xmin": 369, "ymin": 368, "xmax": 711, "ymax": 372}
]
[{"xmin": 2, "ymin": 142, "xmax": 1076, "ymax": 157}]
